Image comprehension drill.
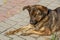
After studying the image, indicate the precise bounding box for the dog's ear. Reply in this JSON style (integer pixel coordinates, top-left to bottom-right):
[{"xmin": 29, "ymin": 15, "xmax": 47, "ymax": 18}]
[
  {"xmin": 23, "ymin": 5, "xmax": 31, "ymax": 14},
  {"xmin": 42, "ymin": 6, "xmax": 48, "ymax": 14},
  {"xmin": 34, "ymin": 5, "xmax": 48, "ymax": 14},
  {"xmin": 23, "ymin": 6, "xmax": 30, "ymax": 10}
]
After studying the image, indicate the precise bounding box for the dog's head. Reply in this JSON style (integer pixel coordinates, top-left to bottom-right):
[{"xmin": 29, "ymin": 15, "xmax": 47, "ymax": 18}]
[{"xmin": 23, "ymin": 5, "xmax": 48, "ymax": 25}]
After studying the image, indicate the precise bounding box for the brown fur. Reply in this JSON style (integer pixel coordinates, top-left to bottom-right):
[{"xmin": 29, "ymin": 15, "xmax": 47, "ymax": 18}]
[{"xmin": 5, "ymin": 5, "xmax": 60, "ymax": 36}]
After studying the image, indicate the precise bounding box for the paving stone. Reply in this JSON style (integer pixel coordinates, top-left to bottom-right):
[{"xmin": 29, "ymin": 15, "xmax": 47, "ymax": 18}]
[
  {"xmin": 0, "ymin": 22, "xmax": 11, "ymax": 28},
  {"xmin": 8, "ymin": 15, "xmax": 22, "ymax": 22},
  {"xmin": 0, "ymin": 22, "xmax": 12, "ymax": 33},
  {"xmin": 53, "ymin": 0, "xmax": 60, "ymax": 5},
  {"xmin": 8, "ymin": 10, "xmax": 30, "ymax": 22},
  {"xmin": 37, "ymin": 36, "xmax": 51, "ymax": 40},
  {"xmin": 8, "ymin": 35, "xmax": 24, "ymax": 40},
  {"xmin": 47, "ymin": 2, "xmax": 60, "ymax": 9},
  {"xmin": 0, "ymin": 0, "xmax": 4, "ymax": 5},
  {"xmin": 4, "ymin": 19, "xmax": 17, "ymax": 26},
  {"xmin": 19, "ymin": 36, "xmax": 35, "ymax": 40},
  {"xmin": 12, "ymin": 22, "xmax": 24, "ymax": 29},
  {"xmin": 0, "ymin": 34, "xmax": 10, "ymax": 40},
  {"xmin": 0, "ymin": 26, "xmax": 8, "ymax": 32},
  {"xmin": 8, "ymin": 15, "xmax": 28, "ymax": 23},
  {"xmin": 36, "ymin": 0, "xmax": 54, "ymax": 6}
]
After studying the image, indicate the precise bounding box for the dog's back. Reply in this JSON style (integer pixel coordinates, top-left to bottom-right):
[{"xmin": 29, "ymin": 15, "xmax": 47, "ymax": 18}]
[
  {"xmin": 55, "ymin": 7, "xmax": 60, "ymax": 23},
  {"xmin": 54, "ymin": 7, "xmax": 60, "ymax": 31}
]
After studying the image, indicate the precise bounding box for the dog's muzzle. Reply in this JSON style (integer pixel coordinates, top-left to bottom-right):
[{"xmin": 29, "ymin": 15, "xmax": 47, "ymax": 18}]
[{"xmin": 30, "ymin": 20, "xmax": 37, "ymax": 25}]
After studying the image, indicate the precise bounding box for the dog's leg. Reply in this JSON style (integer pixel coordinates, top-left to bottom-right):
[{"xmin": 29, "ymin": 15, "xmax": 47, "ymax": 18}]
[
  {"xmin": 5, "ymin": 24, "xmax": 34, "ymax": 35},
  {"xmin": 5, "ymin": 24, "xmax": 51, "ymax": 36},
  {"xmin": 21, "ymin": 27, "xmax": 51, "ymax": 36},
  {"xmin": 35, "ymin": 16, "xmax": 49, "ymax": 30}
]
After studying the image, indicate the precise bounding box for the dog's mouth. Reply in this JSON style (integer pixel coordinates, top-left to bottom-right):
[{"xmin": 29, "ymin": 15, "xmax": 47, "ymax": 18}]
[{"xmin": 30, "ymin": 20, "xmax": 38, "ymax": 25}]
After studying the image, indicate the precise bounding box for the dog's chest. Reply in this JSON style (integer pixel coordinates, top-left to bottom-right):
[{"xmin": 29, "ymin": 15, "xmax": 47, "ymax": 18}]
[{"xmin": 43, "ymin": 15, "xmax": 53, "ymax": 29}]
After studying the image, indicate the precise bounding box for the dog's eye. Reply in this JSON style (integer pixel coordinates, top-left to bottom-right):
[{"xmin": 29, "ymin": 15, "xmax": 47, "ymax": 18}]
[{"xmin": 37, "ymin": 10, "xmax": 41, "ymax": 15}]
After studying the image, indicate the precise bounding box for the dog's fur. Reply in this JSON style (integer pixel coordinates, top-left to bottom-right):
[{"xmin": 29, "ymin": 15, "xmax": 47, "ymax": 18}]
[{"xmin": 5, "ymin": 5, "xmax": 60, "ymax": 36}]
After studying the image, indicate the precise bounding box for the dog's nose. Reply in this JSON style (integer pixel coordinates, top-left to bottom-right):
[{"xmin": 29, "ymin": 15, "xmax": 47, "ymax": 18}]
[
  {"xmin": 30, "ymin": 22, "xmax": 34, "ymax": 24},
  {"xmin": 30, "ymin": 20, "xmax": 37, "ymax": 25}
]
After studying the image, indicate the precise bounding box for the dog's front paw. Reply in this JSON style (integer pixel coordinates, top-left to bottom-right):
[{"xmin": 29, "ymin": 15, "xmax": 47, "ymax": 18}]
[
  {"xmin": 5, "ymin": 31, "xmax": 15, "ymax": 35},
  {"xmin": 21, "ymin": 33, "xmax": 32, "ymax": 36}
]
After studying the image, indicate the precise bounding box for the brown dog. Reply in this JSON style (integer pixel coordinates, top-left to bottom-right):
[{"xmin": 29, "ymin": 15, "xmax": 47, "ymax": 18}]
[{"xmin": 5, "ymin": 5, "xmax": 60, "ymax": 36}]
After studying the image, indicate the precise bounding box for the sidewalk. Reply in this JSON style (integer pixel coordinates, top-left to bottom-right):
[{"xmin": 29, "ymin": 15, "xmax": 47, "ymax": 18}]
[{"xmin": 0, "ymin": 0, "xmax": 60, "ymax": 40}]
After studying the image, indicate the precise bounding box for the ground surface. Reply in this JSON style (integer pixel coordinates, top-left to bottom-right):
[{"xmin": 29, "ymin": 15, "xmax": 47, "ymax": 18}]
[{"xmin": 0, "ymin": 0, "xmax": 60, "ymax": 40}]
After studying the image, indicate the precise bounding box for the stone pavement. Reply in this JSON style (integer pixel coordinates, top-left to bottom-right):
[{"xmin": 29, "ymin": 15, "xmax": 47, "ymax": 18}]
[
  {"xmin": 0, "ymin": 0, "xmax": 60, "ymax": 40},
  {"xmin": 0, "ymin": 0, "xmax": 39, "ymax": 22}
]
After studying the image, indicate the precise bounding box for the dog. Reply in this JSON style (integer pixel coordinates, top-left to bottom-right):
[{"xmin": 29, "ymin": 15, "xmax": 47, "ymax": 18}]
[{"xmin": 5, "ymin": 5, "xmax": 60, "ymax": 36}]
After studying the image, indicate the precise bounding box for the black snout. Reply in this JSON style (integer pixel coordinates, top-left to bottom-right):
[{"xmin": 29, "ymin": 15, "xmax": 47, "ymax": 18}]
[{"xmin": 30, "ymin": 20, "xmax": 37, "ymax": 25}]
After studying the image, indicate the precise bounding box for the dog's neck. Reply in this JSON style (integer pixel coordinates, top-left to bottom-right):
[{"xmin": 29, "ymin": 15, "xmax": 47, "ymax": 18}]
[
  {"xmin": 39, "ymin": 9, "xmax": 51, "ymax": 22},
  {"xmin": 47, "ymin": 9, "xmax": 52, "ymax": 15}
]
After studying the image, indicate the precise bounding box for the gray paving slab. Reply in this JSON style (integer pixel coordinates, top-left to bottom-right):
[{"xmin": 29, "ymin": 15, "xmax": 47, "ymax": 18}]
[
  {"xmin": 4, "ymin": 19, "xmax": 17, "ymax": 26},
  {"xmin": 0, "ymin": 34, "xmax": 10, "ymax": 40}
]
